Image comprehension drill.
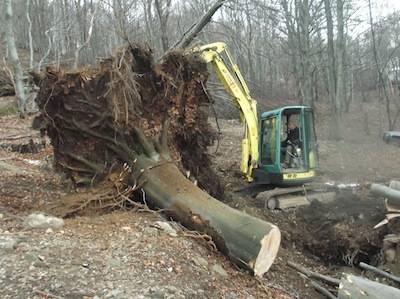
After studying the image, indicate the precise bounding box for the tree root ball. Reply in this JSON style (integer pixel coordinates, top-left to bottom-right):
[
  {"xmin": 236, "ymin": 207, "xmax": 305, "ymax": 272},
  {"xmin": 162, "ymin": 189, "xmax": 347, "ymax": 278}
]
[{"xmin": 32, "ymin": 44, "xmax": 223, "ymax": 198}]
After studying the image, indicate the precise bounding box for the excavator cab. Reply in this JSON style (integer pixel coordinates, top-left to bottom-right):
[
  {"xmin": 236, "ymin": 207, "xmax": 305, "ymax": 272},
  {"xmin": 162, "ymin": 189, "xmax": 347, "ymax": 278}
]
[{"xmin": 253, "ymin": 106, "xmax": 318, "ymax": 186}]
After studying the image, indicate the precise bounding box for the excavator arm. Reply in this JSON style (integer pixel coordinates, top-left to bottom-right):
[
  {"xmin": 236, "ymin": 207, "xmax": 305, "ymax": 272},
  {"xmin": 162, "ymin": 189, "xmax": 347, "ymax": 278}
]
[{"xmin": 191, "ymin": 42, "xmax": 259, "ymax": 182}]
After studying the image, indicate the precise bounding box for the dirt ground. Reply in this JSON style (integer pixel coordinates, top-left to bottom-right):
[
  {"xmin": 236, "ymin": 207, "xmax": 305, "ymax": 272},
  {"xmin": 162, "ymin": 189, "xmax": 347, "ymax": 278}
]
[
  {"xmin": 0, "ymin": 97, "xmax": 399, "ymax": 298},
  {"xmin": 0, "ymin": 115, "xmax": 291, "ymax": 299},
  {"xmin": 208, "ymin": 100, "xmax": 400, "ymax": 298}
]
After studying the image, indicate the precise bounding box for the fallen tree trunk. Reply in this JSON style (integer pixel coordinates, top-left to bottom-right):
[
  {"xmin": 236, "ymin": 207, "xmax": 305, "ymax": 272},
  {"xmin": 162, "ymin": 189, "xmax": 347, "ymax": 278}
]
[
  {"xmin": 338, "ymin": 274, "xmax": 400, "ymax": 299},
  {"xmin": 32, "ymin": 44, "xmax": 281, "ymax": 276},
  {"xmin": 371, "ymin": 183, "xmax": 400, "ymax": 203},
  {"xmin": 359, "ymin": 262, "xmax": 400, "ymax": 284},
  {"xmin": 139, "ymin": 160, "xmax": 280, "ymax": 276}
]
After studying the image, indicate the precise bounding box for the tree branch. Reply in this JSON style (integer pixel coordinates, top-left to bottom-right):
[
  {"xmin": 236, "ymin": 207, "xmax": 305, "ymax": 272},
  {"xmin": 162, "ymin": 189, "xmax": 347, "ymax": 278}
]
[{"xmin": 165, "ymin": 0, "xmax": 226, "ymax": 54}]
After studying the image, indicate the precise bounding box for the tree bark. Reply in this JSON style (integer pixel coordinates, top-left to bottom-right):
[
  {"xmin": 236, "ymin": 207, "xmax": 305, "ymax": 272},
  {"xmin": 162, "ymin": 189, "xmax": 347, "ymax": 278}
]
[
  {"xmin": 338, "ymin": 274, "xmax": 400, "ymax": 299},
  {"xmin": 324, "ymin": 0, "xmax": 340, "ymax": 140},
  {"xmin": 335, "ymin": 0, "xmax": 345, "ymax": 137},
  {"xmin": 4, "ymin": 0, "xmax": 27, "ymax": 116},
  {"xmin": 140, "ymin": 160, "xmax": 280, "ymax": 276},
  {"xmin": 26, "ymin": 0, "xmax": 34, "ymax": 69},
  {"xmin": 297, "ymin": 0, "xmax": 313, "ymax": 106},
  {"xmin": 154, "ymin": 0, "xmax": 171, "ymax": 52},
  {"xmin": 371, "ymin": 183, "xmax": 400, "ymax": 203}
]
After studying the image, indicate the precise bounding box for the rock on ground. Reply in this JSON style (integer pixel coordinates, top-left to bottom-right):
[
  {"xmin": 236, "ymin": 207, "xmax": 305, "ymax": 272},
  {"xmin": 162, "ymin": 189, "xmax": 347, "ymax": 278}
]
[
  {"xmin": 23, "ymin": 213, "xmax": 64, "ymax": 230},
  {"xmin": 0, "ymin": 235, "xmax": 18, "ymax": 251}
]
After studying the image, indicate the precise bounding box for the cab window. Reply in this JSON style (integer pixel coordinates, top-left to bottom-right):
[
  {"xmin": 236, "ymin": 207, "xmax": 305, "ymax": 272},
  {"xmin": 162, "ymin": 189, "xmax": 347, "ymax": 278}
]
[{"xmin": 261, "ymin": 117, "xmax": 277, "ymax": 165}]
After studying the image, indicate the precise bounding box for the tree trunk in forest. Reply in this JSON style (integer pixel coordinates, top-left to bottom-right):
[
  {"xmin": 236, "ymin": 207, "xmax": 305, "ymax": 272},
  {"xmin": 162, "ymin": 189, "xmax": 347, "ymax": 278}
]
[
  {"xmin": 142, "ymin": 0, "xmax": 155, "ymax": 46},
  {"xmin": 281, "ymin": 0, "xmax": 300, "ymax": 102},
  {"xmin": 297, "ymin": 0, "xmax": 313, "ymax": 107},
  {"xmin": 73, "ymin": 3, "xmax": 98, "ymax": 69},
  {"xmin": 368, "ymin": 0, "xmax": 394, "ymax": 130},
  {"xmin": 335, "ymin": 0, "xmax": 345, "ymax": 138},
  {"xmin": 154, "ymin": 0, "xmax": 171, "ymax": 52},
  {"xmin": 324, "ymin": 0, "xmax": 341, "ymax": 140},
  {"xmin": 37, "ymin": 28, "xmax": 52, "ymax": 71},
  {"xmin": 26, "ymin": 0, "xmax": 34, "ymax": 69},
  {"xmin": 32, "ymin": 44, "xmax": 281, "ymax": 276},
  {"xmin": 281, "ymin": 0, "xmax": 314, "ymax": 106},
  {"xmin": 4, "ymin": 0, "xmax": 27, "ymax": 116}
]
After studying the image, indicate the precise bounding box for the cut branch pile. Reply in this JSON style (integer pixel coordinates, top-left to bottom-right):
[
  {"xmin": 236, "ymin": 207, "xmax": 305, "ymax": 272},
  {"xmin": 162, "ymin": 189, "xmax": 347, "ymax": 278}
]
[{"xmin": 32, "ymin": 44, "xmax": 281, "ymax": 276}]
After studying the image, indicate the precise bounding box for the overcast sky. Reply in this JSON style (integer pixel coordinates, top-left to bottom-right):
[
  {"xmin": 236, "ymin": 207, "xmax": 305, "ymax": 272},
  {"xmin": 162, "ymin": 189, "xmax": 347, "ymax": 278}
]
[
  {"xmin": 346, "ymin": 0, "xmax": 400, "ymax": 36},
  {"xmin": 373, "ymin": 0, "xmax": 400, "ymax": 17}
]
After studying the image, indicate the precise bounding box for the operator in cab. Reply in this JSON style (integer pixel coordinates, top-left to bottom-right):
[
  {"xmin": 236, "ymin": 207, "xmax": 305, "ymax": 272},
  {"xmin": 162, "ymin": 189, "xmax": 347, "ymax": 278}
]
[{"xmin": 281, "ymin": 120, "xmax": 300, "ymax": 168}]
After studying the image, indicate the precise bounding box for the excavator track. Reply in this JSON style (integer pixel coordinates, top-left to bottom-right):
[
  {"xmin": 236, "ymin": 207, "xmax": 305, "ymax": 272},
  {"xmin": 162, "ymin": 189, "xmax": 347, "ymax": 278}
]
[{"xmin": 238, "ymin": 183, "xmax": 337, "ymax": 210}]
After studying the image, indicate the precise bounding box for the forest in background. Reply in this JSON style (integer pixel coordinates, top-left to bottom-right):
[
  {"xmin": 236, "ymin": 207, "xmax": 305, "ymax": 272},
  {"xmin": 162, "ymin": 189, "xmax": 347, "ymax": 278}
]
[{"xmin": 1, "ymin": 0, "xmax": 400, "ymax": 138}]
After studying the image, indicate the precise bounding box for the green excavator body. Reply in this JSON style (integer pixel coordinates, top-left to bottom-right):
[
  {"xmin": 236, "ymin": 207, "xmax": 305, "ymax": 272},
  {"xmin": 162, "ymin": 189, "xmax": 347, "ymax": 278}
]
[{"xmin": 253, "ymin": 106, "xmax": 319, "ymax": 186}]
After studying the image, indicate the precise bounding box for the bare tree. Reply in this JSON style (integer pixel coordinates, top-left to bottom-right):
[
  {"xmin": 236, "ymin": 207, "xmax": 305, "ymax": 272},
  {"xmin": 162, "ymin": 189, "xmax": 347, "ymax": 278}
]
[
  {"xmin": 336, "ymin": 0, "xmax": 345, "ymax": 121},
  {"xmin": 74, "ymin": 2, "xmax": 99, "ymax": 69},
  {"xmin": 368, "ymin": 0, "xmax": 395, "ymax": 130},
  {"xmin": 280, "ymin": 0, "xmax": 323, "ymax": 106},
  {"xmin": 324, "ymin": 0, "xmax": 347, "ymax": 140},
  {"xmin": 142, "ymin": 0, "xmax": 155, "ymax": 45},
  {"xmin": 4, "ymin": 0, "xmax": 27, "ymax": 116},
  {"xmin": 37, "ymin": 28, "xmax": 53, "ymax": 71},
  {"xmin": 154, "ymin": 0, "xmax": 172, "ymax": 52},
  {"xmin": 26, "ymin": 0, "xmax": 34, "ymax": 69}
]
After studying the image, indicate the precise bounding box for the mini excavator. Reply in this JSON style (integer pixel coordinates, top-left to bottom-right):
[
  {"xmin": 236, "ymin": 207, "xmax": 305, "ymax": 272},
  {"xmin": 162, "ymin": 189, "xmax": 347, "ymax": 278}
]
[{"xmin": 192, "ymin": 42, "xmax": 334, "ymax": 209}]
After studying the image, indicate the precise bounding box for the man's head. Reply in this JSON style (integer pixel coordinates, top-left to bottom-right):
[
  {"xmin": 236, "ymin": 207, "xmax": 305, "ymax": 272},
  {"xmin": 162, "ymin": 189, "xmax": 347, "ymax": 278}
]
[{"xmin": 287, "ymin": 120, "xmax": 297, "ymax": 130}]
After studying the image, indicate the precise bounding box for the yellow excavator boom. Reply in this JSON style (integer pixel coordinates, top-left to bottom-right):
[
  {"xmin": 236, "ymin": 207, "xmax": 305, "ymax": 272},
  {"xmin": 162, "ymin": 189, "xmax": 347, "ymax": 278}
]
[{"xmin": 191, "ymin": 42, "xmax": 259, "ymax": 182}]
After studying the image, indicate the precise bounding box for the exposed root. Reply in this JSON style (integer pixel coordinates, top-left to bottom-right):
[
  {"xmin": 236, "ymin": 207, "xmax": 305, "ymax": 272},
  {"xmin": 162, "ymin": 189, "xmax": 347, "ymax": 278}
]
[
  {"xmin": 33, "ymin": 43, "xmax": 223, "ymax": 198},
  {"xmin": 179, "ymin": 224, "xmax": 218, "ymax": 252},
  {"xmin": 45, "ymin": 166, "xmax": 138, "ymax": 217}
]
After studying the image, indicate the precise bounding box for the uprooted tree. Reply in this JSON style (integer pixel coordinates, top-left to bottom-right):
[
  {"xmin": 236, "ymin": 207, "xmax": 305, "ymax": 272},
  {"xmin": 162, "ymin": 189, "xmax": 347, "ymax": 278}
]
[{"xmin": 32, "ymin": 44, "xmax": 281, "ymax": 276}]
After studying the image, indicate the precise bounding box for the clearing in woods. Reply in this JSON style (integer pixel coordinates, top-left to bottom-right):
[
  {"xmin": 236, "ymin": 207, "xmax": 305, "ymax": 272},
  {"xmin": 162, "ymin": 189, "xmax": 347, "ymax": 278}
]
[{"xmin": 0, "ymin": 94, "xmax": 399, "ymax": 298}]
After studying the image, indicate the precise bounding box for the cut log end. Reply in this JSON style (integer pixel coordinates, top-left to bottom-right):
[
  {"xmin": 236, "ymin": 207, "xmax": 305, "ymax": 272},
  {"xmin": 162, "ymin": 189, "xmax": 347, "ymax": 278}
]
[{"xmin": 254, "ymin": 225, "xmax": 281, "ymax": 277}]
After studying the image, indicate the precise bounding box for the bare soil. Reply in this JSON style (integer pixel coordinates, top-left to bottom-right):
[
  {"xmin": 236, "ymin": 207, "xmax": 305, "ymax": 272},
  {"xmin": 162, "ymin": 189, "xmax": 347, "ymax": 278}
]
[
  {"xmin": 1, "ymin": 96, "xmax": 399, "ymax": 298},
  {"xmin": 0, "ymin": 114, "xmax": 290, "ymax": 299},
  {"xmin": 209, "ymin": 100, "xmax": 400, "ymax": 298}
]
